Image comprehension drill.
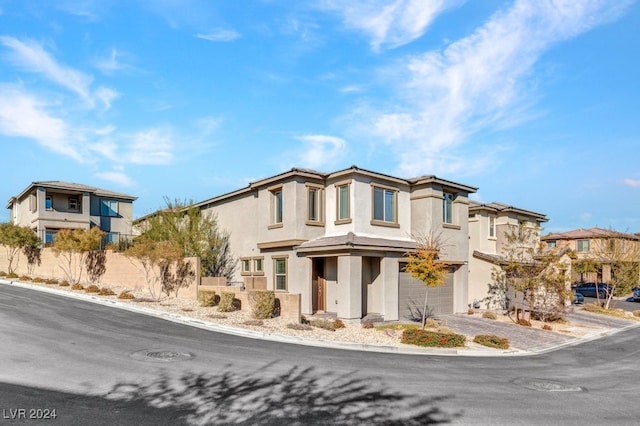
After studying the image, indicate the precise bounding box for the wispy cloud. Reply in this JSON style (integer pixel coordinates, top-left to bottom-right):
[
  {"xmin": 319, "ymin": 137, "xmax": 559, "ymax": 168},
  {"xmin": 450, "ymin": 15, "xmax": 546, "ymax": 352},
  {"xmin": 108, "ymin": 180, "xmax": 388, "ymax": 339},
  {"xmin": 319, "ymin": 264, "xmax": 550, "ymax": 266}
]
[
  {"xmin": 321, "ymin": 0, "xmax": 462, "ymax": 51},
  {"xmin": 196, "ymin": 29, "xmax": 241, "ymax": 42},
  {"xmin": 94, "ymin": 48, "xmax": 130, "ymax": 75},
  {"xmin": 349, "ymin": 0, "xmax": 632, "ymax": 177},
  {"xmin": 340, "ymin": 85, "xmax": 364, "ymax": 94},
  {"xmin": 95, "ymin": 170, "xmax": 135, "ymax": 187},
  {"xmin": 623, "ymin": 178, "xmax": 640, "ymax": 188},
  {"xmin": 123, "ymin": 128, "xmax": 175, "ymax": 165},
  {"xmin": 295, "ymin": 134, "xmax": 346, "ymax": 170}
]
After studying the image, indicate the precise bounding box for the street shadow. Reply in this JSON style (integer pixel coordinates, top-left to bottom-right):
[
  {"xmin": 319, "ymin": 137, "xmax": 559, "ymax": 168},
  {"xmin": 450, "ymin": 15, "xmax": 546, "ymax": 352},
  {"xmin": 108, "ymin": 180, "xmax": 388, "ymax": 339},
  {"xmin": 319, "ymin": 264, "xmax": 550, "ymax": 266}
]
[{"xmin": 106, "ymin": 363, "xmax": 460, "ymax": 425}]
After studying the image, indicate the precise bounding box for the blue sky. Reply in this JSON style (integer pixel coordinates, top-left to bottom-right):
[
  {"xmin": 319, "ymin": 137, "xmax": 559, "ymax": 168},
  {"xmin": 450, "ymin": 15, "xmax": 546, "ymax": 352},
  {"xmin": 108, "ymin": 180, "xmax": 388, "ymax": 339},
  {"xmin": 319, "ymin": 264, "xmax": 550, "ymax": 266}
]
[{"xmin": 1, "ymin": 0, "xmax": 639, "ymax": 233}]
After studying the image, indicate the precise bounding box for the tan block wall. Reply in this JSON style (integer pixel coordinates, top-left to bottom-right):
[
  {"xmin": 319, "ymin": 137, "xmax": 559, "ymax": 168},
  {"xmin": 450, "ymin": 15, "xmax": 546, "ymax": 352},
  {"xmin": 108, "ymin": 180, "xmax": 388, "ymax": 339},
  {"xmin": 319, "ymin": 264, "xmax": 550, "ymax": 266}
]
[{"xmin": 198, "ymin": 285, "xmax": 301, "ymax": 321}]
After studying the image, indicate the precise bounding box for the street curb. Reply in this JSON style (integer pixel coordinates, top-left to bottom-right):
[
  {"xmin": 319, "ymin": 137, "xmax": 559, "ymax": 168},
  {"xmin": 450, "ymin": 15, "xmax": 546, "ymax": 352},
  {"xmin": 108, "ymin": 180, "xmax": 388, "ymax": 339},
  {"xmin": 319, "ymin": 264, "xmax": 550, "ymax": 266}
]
[{"xmin": 2, "ymin": 279, "xmax": 636, "ymax": 357}]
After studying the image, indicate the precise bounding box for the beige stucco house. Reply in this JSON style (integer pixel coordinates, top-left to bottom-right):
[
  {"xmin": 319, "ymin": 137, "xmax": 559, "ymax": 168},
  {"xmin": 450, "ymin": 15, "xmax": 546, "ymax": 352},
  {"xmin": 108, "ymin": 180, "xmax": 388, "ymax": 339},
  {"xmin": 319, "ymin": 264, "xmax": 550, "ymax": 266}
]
[
  {"xmin": 192, "ymin": 166, "xmax": 477, "ymax": 321},
  {"xmin": 467, "ymin": 201, "xmax": 548, "ymax": 308},
  {"xmin": 6, "ymin": 181, "xmax": 137, "ymax": 247}
]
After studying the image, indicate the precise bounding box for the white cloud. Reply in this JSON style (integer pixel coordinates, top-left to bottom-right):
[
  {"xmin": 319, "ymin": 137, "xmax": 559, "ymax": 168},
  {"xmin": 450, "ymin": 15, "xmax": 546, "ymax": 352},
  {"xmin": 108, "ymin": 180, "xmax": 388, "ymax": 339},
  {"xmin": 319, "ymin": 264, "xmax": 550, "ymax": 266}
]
[
  {"xmin": 321, "ymin": 0, "xmax": 461, "ymax": 51},
  {"xmin": 95, "ymin": 171, "xmax": 135, "ymax": 187},
  {"xmin": 94, "ymin": 48, "xmax": 127, "ymax": 75},
  {"xmin": 623, "ymin": 178, "xmax": 640, "ymax": 188},
  {"xmin": 196, "ymin": 29, "xmax": 241, "ymax": 42},
  {"xmin": 123, "ymin": 128, "xmax": 174, "ymax": 165},
  {"xmin": 340, "ymin": 85, "xmax": 364, "ymax": 94},
  {"xmin": 352, "ymin": 0, "xmax": 632, "ymax": 177},
  {"xmin": 295, "ymin": 134, "xmax": 346, "ymax": 170}
]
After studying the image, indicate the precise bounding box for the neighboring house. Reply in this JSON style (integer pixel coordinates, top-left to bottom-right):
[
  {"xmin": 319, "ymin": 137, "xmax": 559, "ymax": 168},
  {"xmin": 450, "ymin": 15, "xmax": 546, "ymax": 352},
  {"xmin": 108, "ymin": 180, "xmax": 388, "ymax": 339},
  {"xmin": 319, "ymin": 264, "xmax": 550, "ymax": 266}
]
[
  {"xmin": 468, "ymin": 201, "xmax": 548, "ymax": 308},
  {"xmin": 192, "ymin": 166, "xmax": 477, "ymax": 321},
  {"xmin": 542, "ymin": 227, "xmax": 640, "ymax": 284},
  {"xmin": 6, "ymin": 181, "xmax": 137, "ymax": 246}
]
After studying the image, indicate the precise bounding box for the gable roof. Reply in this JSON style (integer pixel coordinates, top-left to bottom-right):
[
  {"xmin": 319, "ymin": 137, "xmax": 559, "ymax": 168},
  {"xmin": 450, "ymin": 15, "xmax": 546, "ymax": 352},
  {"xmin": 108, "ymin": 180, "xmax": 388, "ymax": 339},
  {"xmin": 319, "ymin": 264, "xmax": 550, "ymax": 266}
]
[
  {"xmin": 469, "ymin": 201, "xmax": 548, "ymax": 223},
  {"xmin": 542, "ymin": 227, "xmax": 639, "ymax": 241},
  {"xmin": 8, "ymin": 181, "xmax": 137, "ymax": 208}
]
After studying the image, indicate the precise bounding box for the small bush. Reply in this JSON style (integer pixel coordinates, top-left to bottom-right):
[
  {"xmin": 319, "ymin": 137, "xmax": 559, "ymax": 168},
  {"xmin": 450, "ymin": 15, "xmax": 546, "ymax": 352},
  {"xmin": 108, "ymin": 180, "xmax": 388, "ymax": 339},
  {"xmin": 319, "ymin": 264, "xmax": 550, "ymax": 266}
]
[
  {"xmin": 542, "ymin": 324, "xmax": 552, "ymax": 331},
  {"xmin": 516, "ymin": 319, "xmax": 531, "ymax": 327},
  {"xmin": 401, "ymin": 329, "xmax": 466, "ymax": 348},
  {"xmin": 583, "ymin": 302, "xmax": 603, "ymax": 312},
  {"xmin": 287, "ymin": 323, "xmax": 313, "ymax": 331},
  {"xmin": 118, "ymin": 290, "xmax": 135, "ymax": 300},
  {"xmin": 474, "ymin": 334, "xmax": 510, "ymax": 350},
  {"xmin": 0, "ymin": 271, "xmax": 6, "ymax": 277},
  {"xmin": 85, "ymin": 284, "xmax": 100, "ymax": 293},
  {"xmin": 58, "ymin": 281, "xmax": 70, "ymax": 287},
  {"xmin": 310, "ymin": 318, "xmax": 336, "ymax": 332},
  {"xmin": 197, "ymin": 289, "xmax": 217, "ymax": 307},
  {"xmin": 6, "ymin": 272, "xmax": 18, "ymax": 279},
  {"xmin": 334, "ymin": 319, "xmax": 346, "ymax": 329},
  {"xmin": 99, "ymin": 287, "xmax": 116, "ymax": 296},
  {"xmin": 45, "ymin": 278, "xmax": 58, "ymax": 285},
  {"xmin": 633, "ymin": 310, "xmax": 640, "ymax": 318},
  {"xmin": 19, "ymin": 275, "xmax": 31, "ymax": 281},
  {"xmin": 32, "ymin": 277, "xmax": 46, "ymax": 283},
  {"xmin": 482, "ymin": 311, "xmax": 498, "ymax": 320},
  {"xmin": 71, "ymin": 283, "xmax": 84, "ymax": 291},
  {"xmin": 248, "ymin": 290, "xmax": 276, "ymax": 319},
  {"xmin": 217, "ymin": 292, "xmax": 237, "ymax": 312}
]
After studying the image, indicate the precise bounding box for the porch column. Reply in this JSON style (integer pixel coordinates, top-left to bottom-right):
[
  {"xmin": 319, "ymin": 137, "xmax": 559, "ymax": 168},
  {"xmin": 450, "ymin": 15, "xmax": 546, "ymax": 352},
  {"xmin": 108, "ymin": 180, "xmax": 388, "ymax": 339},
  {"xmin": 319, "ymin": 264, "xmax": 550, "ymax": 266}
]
[
  {"xmin": 381, "ymin": 257, "xmax": 399, "ymax": 321},
  {"xmin": 336, "ymin": 255, "xmax": 362, "ymax": 319}
]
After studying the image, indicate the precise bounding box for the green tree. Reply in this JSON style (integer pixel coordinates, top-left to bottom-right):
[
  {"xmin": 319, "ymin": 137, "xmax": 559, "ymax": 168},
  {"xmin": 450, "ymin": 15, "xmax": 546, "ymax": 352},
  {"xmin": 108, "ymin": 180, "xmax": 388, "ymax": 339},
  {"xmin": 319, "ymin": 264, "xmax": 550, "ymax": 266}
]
[
  {"xmin": 0, "ymin": 223, "xmax": 41, "ymax": 274},
  {"xmin": 52, "ymin": 228, "xmax": 104, "ymax": 284},
  {"xmin": 404, "ymin": 232, "xmax": 449, "ymax": 330},
  {"xmin": 139, "ymin": 198, "xmax": 236, "ymax": 280},
  {"xmin": 593, "ymin": 233, "xmax": 640, "ymax": 310}
]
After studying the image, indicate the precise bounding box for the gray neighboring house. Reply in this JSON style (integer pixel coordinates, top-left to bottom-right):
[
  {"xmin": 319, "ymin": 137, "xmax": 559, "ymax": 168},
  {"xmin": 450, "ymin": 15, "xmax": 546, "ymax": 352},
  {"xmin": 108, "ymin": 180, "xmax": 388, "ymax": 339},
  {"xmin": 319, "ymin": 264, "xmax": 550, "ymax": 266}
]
[
  {"xmin": 193, "ymin": 166, "xmax": 477, "ymax": 321},
  {"xmin": 467, "ymin": 201, "xmax": 548, "ymax": 308},
  {"xmin": 6, "ymin": 181, "xmax": 137, "ymax": 246}
]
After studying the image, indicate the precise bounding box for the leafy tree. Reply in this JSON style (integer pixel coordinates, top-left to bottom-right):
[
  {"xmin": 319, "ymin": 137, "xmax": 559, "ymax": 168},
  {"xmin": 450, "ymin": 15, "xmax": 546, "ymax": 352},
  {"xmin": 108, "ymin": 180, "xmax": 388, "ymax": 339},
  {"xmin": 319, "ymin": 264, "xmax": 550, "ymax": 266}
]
[
  {"xmin": 52, "ymin": 228, "xmax": 104, "ymax": 284},
  {"xmin": 592, "ymin": 233, "xmax": 640, "ymax": 310},
  {"xmin": 0, "ymin": 223, "xmax": 41, "ymax": 274},
  {"xmin": 85, "ymin": 249, "xmax": 107, "ymax": 285},
  {"xmin": 404, "ymin": 232, "xmax": 449, "ymax": 330},
  {"xmin": 139, "ymin": 198, "xmax": 236, "ymax": 280},
  {"xmin": 125, "ymin": 239, "xmax": 182, "ymax": 301}
]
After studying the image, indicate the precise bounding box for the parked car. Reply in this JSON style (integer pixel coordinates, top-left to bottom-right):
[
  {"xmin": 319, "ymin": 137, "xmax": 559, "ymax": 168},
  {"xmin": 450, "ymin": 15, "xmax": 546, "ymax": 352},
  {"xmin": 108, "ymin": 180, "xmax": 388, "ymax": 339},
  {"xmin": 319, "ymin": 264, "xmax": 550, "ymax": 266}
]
[
  {"xmin": 633, "ymin": 287, "xmax": 640, "ymax": 302},
  {"xmin": 572, "ymin": 282, "xmax": 612, "ymax": 299},
  {"xmin": 572, "ymin": 292, "xmax": 584, "ymax": 304}
]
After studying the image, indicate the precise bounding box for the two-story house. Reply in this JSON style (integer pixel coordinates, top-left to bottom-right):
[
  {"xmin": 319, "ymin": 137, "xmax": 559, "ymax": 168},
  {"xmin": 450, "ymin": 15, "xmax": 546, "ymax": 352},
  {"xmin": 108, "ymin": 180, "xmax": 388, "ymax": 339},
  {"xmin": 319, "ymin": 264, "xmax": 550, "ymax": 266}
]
[
  {"xmin": 468, "ymin": 201, "xmax": 548, "ymax": 308},
  {"xmin": 6, "ymin": 181, "xmax": 137, "ymax": 246},
  {"xmin": 542, "ymin": 227, "xmax": 640, "ymax": 284},
  {"xmin": 192, "ymin": 166, "xmax": 477, "ymax": 321}
]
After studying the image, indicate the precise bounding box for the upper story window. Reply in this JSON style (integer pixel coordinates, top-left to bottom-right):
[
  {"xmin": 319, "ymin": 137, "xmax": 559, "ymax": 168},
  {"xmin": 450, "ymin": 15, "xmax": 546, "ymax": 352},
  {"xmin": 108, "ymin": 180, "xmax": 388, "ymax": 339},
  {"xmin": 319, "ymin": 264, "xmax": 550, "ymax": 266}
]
[
  {"xmin": 336, "ymin": 182, "xmax": 351, "ymax": 223},
  {"xmin": 270, "ymin": 187, "xmax": 283, "ymax": 226},
  {"xmin": 547, "ymin": 240, "xmax": 557, "ymax": 248},
  {"xmin": 306, "ymin": 185, "xmax": 324, "ymax": 225},
  {"xmin": 443, "ymin": 193, "xmax": 454, "ymax": 224},
  {"xmin": 45, "ymin": 196, "xmax": 53, "ymax": 211},
  {"xmin": 577, "ymin": 239, "xmax": 589, "ymax": 252},
  {"xmin": 101, "ymin": 199, "xmax": 119, "ymax": 217},
  {"xmin": 488, "ymin": 215, "xmax": 496, "ymax": 238},
  {"xmin": 372, "ymin": 185, "xmax": 397, "ymax": 225},
  {"xmin": 68, "ymin": 196, "xmax": 80, "ymax": 211}
]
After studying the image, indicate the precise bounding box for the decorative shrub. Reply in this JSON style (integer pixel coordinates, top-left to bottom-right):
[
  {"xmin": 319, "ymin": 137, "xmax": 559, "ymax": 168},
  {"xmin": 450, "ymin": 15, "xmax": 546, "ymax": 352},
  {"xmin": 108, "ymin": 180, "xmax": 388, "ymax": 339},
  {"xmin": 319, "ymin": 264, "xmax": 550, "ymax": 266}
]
[
  {"xmin": 334, "ymin": 319, "xmax": 346, "ymax": 329},
  {"xmin": 482, "ymin": 311, "xmax": 498, "ymax": 320},
  {"xmin": 248, "ymin": 290, "xmax": 276, "ymax": 319},
  {"xmin": 287, "ymin": 323, "xmax": 313, "ymax": 331},
  {"xmin": 217, "ymin": 292, "xmax": 237, "ymax": 312},
  {"xmin": 583, "ymin": 302, "xmax": 603, "ymax": 312},
  {"xmin": 473, "ymin": 334, "xmax": 510, "ymax": 350},
  {"xmin": 85, "ymin": 284, "xmax": 100, "ymax": 293},
  {"xmin": 516, "ymin": 319, "xmax": 531, "ymax": 327},
  {"xmin": 633, "ymin": 310, "xmax": 640, "ymax": 318},
  {"xmin": 6, "ymin": 272, "xmax": 18, "ymax": 279},
  {"xmin": 99, "ymin": 287, "xmax": 116, "ymax": 296},
  {"xmin": 118, "ymin": 290, "xmax": 135, "ymax": 300},
  {"xmin": 197, "ymin": 289, "xmax": 216, "ymax": 307},
  {"xmin": 401, "ymin": 329, "xmax": 466, "ymax": 348},
  {"xmin": 0, "ymin": 271, "xmax": 6, "ymax": 277},
  {"xmin": 45, "ymin": 278, "xmax": 58, "ymax": 285},
  {"xmin": 310, "ymin": 318, "xmax": 336, "ymax": 331},
  {"xmin": 58, "ymin": 281, "xmax": 70, "ymax": 287},
  {"xmin": 19, "ymin": 275, "xmax": 31, "ymax": 281},
  {"xmin": 71, "ymin": 283, "xmax": 84, "ymax": 291},
  {"xmin": 542, "ymin": 324, "xmax": 552, "ymax": 331}
]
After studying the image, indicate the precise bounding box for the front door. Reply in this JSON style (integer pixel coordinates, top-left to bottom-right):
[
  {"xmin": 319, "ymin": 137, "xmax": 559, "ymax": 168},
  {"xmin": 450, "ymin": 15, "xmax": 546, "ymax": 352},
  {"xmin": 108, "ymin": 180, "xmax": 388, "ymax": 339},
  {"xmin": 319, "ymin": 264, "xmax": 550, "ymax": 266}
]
[{"xmin": 312, "ymin": 258, "xmax": 326, "ymax": 312}]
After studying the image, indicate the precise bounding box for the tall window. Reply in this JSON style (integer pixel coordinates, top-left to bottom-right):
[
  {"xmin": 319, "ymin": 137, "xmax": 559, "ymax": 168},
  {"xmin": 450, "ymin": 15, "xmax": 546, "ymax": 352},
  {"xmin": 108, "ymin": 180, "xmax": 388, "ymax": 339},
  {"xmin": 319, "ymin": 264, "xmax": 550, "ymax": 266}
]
[
  {"xmin": 45, "ymin": 196, "xmax": 53, "ymax": 211},
  {"xmin": 274, "ymin": 258, "xmax": 287, "ymax": 291},
  {"xmin": 577, "ymin": 239, "xmax": 590, "ymax": 252},
  {"xmin": 443, "ymin": 193, "xmax": 454, "ymax": 224},
  {"xmin": 307, "ymin": 186, "xmax": 323, "ymax": 223},
  {"xmin": 372, "ymin": 186, "xmax": 396, "ymax": 223},
  {"xmin": 336, "ymin": 183, "xmax": 350, "ymax": 222},
  {"xmin": 101, "ymin": 199, "xmax": 119, "ymax": 217},
  {"xmin": 488, "ymin": 215, "xmax": 495, "ymax": 238},
  {"xmin": 272, "ymin": 188, "xmax": 283, "ymax": 224}
]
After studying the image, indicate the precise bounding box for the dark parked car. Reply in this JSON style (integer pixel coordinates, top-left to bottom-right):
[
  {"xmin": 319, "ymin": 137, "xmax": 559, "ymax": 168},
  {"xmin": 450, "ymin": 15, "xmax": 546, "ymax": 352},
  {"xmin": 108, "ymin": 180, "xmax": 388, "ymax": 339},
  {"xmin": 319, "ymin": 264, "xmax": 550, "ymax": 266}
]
[
  {"xmin": 633, "ymin": 287, "xmax": 640, "ymax": 302},
  {"xmin": 573, "ymin": 292, "xmax": 584, "ymax": 304},
  {"xmin": 572, "ymin": 282, "xmax": 612, "ymax": 299}
]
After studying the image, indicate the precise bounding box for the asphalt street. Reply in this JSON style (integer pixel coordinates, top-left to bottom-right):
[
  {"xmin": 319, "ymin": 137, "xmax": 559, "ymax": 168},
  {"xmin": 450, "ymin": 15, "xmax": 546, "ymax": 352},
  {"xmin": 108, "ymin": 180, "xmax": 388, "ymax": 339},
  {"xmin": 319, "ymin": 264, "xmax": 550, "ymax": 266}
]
[{"xmin": 1, "ymin": 283, "xmax": 640, "ymax": 425}]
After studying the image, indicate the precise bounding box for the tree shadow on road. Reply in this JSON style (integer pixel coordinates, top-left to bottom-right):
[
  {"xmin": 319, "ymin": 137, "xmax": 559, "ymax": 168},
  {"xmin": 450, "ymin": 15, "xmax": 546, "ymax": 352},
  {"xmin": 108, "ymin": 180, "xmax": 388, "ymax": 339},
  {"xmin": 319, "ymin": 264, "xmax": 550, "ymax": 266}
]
[{"xmin": 106, "ymin": 363, "xmax": 460, "ymax": 425}]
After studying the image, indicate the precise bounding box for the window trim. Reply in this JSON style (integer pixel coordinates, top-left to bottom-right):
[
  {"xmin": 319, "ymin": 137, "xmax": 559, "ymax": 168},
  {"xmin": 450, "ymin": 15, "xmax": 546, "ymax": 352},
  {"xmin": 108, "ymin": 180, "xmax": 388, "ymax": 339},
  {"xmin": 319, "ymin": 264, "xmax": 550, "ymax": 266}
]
[
  {"xmin": 268, "ymin": 185, "xmax": 284, "ymax": 229},
  {"xmin": 241, "ymin": 257, "xmax": 252, "ymax": 276},
  {"xmin": 241, "ymin": 256, "xmax": 265, "ymax": 276},
  {"xmin": 45, "ymin": 195, "xmax": 53, "ymax": 211},
  {"xmin": 305, "ymin": 184, "xmax": 325, "ymax": 226},
  {"xmin": 335, "ymin": 181, "xmax": 352, "ymax": 224},
  {"xmin": 488, "ymin": 215, "xmax": 496, "ymax": 239},
  {"xmin": 68, "ymin": 196, "xmax": 80, "ymax": 211},
  {"xmin": 577, "ymin": 239, "xmax": 590, "ymax": 253},
  {"xmin": 443, "ymin": 192, "xmax": 455, "ymax": 225},
  {"xmin": 273, "ymin": 256, "xmax": 288, "ymax": 291},
  {"xmin": 370, "ymin": 184, "xmax": 399, "ymax": 227},
  {"xmin": 101, "ymin": 199, "xmax": 119, "ymax": 217}
]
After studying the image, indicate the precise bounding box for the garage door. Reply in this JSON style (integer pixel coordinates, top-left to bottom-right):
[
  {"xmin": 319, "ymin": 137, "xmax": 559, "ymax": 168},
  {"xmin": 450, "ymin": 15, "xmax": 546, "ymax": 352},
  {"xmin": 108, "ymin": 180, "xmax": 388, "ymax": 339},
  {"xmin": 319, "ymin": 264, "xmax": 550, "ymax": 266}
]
[{"xmin": 398, "ymin": 264, "xmax": 454, "ymax": 320}]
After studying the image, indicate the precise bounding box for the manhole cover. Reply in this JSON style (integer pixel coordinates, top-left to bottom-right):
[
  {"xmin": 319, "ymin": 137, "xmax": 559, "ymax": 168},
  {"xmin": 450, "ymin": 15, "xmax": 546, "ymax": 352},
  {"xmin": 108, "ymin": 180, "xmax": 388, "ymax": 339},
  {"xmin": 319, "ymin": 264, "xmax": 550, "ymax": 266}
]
[
  {"xmin": 130, "ymin": 349, "xmax": 193, "ymax": 362},
  {"xmin": 512, "ymin": 378, "xmax": 584, "ymax": 393}
]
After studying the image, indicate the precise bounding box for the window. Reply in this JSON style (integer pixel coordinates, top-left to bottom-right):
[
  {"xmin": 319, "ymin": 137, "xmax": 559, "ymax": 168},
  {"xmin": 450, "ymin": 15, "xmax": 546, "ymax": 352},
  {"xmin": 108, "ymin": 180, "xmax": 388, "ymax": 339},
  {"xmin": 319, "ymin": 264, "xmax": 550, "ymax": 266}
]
[
  {"xmin": 45, "ymin": 196, "xmax": 53, "ymax": 211},
  {"xmin": 254, "ymin": 258, "xmax": 263, "ymax": 274},
  {"xmin": 274, "ymin": 258, "xmax": 287, "ymax": 291},
  {"xmin": 443, "ymin": 193, "xmax": 454, "ymax": 224},
  {"xmin": 306, "ymin": 186, "xmax": 323, "ymax": 224},
  {"xmin": 372, "ymin": 186, "xmax": 397, "ymax": 223},
  {"xmin": 101, "ymin": 199, "xmax": 119, "ymax": 217},
  {"xmin": 45, "ymin": 230, "xmax": 56, "ymax": 245},
  {"xmin": 241, "ymin": 257, "xmax": 264, "ymax": 276},
  {"xmin": 547, "ymin": 240, "xmax": 557, "ymax": 248},
  {"xmin": 488, "ymin": 215, "xmax": 496, "ymax": 238},
  {"xmin": 271, "ymin": 188, "xmax": 283, "ymax": 225},
  {"xmin": 241, "ymin": 258, "xmax": 251, "ymax": 275},
  {"xmin": 104, "ymin": 232, "xmax": 119, "ymax": 246},
  {"xmin": 577, "ymin": 239, "xmax": 590, "ymax": 252},
  {"xmin": 336, "ymin": 183, "xmax": 350, "ymax": 222},
  {"xmin": 68, "ymin": 196, "xmax": 80, "ymax": 211}
]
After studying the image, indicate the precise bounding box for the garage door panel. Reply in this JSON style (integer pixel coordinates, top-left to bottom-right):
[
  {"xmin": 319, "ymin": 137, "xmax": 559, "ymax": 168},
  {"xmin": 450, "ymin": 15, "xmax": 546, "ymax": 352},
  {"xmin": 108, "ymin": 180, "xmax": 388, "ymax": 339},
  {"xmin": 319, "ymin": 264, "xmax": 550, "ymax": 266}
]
[{"xmin": 399, "ymin": 265, "xmax": 454, "ymax": 320}]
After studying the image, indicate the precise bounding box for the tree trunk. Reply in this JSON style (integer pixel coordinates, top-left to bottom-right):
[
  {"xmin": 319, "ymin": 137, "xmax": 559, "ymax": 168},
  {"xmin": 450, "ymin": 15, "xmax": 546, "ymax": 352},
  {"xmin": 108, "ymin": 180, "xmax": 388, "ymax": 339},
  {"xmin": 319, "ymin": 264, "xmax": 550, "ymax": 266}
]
[{"xmin": 422, "ymin": 288, "xmax": 429, "ymax": 330}]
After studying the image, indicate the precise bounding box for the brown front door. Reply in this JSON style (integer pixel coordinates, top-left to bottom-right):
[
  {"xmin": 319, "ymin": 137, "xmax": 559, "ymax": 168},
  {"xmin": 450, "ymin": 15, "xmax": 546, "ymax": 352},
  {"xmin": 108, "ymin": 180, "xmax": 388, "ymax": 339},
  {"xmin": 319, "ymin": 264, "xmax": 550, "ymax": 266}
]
[{"xmin": 312, "ymin": 258, "xmax": 326, "ymax": 312}]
